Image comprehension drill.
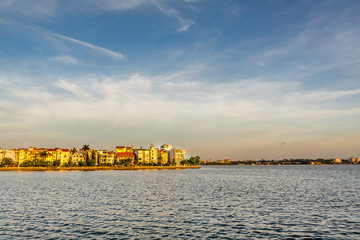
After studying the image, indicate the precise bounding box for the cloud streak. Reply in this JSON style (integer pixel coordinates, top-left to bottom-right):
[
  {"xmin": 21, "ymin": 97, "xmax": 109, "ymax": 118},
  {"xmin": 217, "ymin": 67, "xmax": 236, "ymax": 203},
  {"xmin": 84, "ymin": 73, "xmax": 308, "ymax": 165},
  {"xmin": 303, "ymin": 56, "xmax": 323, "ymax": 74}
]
[
  {"xmin": 152, "ymin": 0, "xmax": 194, "ymax": 32},
  {"xmin": 54, "ymin": 34, "xmax": 125, "ymax": 60},
  {"xmin": 49, "ymin": 55, "xmax": 78, "ymax": 64}
]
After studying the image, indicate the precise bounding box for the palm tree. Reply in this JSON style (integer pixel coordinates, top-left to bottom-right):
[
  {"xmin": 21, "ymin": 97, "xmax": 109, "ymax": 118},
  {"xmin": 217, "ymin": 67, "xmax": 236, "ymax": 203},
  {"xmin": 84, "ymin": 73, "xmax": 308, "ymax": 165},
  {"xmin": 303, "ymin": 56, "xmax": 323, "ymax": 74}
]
[
  {"xmin": 81, "ymin": 144, "xmax": 90, "ymax": 151},
  {"xmin": 70, "ymin": 147, "xmax": 76, "ymax": 154},
  {"xmin": 81, "ymin": 144, "xmax": 90, "ymax": 165},
  {"xmin": 40, "ymin": 150, "xmax": 47, "ymax": 161}
]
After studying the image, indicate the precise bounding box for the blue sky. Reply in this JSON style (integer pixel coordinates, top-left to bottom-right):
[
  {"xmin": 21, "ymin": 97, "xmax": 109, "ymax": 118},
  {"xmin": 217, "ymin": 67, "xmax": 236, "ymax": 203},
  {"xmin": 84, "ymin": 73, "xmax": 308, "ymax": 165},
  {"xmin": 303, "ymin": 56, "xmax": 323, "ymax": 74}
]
[{"xmin": 1, "ymin": 0, "xmax": 360, "ymax": 160}]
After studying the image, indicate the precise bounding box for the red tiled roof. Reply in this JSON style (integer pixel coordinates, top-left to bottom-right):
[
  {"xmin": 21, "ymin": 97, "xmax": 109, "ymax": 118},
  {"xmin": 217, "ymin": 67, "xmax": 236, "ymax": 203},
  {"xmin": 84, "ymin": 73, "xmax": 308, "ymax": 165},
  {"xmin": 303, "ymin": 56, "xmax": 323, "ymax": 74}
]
[
  {"xmin": 116, "ymin": 146, "xmax": 125, "ymax": 148},
  {"xmin": 116, "ymin": 152, "xmax": 135, "ymax": 158}
]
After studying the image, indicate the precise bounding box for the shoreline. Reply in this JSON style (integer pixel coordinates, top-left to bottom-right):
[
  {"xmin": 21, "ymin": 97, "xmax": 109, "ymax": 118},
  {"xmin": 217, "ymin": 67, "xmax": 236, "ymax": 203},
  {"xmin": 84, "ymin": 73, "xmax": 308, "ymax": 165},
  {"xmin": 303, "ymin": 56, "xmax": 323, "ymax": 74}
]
[{"xmin": 0, "ymin": 165, "xmax": 200, "ymax": 171}]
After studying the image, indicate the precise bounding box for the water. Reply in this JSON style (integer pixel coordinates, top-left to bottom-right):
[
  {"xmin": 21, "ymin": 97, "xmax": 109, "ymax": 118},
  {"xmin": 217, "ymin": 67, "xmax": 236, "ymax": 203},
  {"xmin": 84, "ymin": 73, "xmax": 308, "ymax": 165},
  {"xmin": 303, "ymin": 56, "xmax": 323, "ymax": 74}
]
[{"xmin": 0, "ymin": 165, "xmax": 359, "ymax": 239}]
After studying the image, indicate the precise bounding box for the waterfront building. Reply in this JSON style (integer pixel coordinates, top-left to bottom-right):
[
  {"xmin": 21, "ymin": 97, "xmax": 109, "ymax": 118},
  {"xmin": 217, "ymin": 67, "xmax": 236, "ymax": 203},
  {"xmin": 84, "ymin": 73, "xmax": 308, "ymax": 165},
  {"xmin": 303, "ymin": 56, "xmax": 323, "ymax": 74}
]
[
  {"xmin": 56, "ymin": 148, "xmax": 70, "ymax": 165},
  {"xmin": 169, "ymin": 148, "xmax": 186, "ymax": 165},
  {"xmin": 3, "ymin": 149, "xmax": 19, "ymax": 165},
  {"xmin": 334, "ymin": 158, "xmax": 342, "ymax": 164},
  {"xmin": 159, "ymin": 149, "xmax": 168, "ymax": 165},
  {"xmin": 116, "ymin": 152, "xmax": 135, "ymax": 164},
  {"xmin": 46, "ymin": 149, "xmax": 57, "ymax": 162},
  {"xmin": 18, "ymin": 148, "xmax": 30, "ymax": 165},
  {"xmin": 161, "ymin": 144, "xmax": 173, "ymax": 151},
  {"xmin": 0, "ymin": 148, "xmax": 5, "ymax": 161},
  {"xmin": 149, "ymin": 143, "xmax": 158, "ymax": 164},
  {"xmin": 98, "ymin": 150, "xmax": 115, "ymax": 165},
  {"xmin": 116, "ymin": 146, "xmax": 134, "ymax": 153},
  {"xmin": 135, "ymin": 148, "xmax": 150, "ymax": 165},
  {"xmin": 71, "ymin": 151, "xmax": 86, "ymax": 165}
]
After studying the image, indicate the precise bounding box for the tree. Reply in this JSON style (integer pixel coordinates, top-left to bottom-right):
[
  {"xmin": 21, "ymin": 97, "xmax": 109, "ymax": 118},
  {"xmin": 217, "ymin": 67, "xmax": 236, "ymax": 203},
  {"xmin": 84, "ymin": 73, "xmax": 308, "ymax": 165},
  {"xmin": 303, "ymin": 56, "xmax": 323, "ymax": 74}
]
[
  {"xmin": 86, "ymin": 158, "xmax": 96, "ymax": 166},
  {"xmin": 82, "ymin": 144, "xmax": 90, "ymax": 163},
  {"xmin": 52, "ymin": 159, "xmax": 61, "ymax": 167},
  {"xmin": 1, "ymin": 158, "xmax": 14, "ymax": 167},
  {"xmin": 81, "ymin": 144, "xmax": 90, "ymax": 151},
  {"xmin": 188, "ymin": 156, "xmax": 200, "ymax": 165},
  {"xmin": 70, "ymin": 147, "xmax": 76, "ymax": 154},
  {"xmin": 40, "ymin": 150, "xmax": 47, "ymax": 162},
  {"xmin": 20, "ymin": 160, "xmax": 33, "ymax": 167}
]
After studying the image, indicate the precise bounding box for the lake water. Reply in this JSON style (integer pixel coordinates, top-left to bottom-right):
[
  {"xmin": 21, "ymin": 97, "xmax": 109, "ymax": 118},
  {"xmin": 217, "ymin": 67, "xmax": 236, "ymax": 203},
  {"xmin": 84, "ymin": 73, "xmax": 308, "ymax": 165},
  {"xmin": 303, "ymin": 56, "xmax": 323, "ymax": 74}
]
[{"xmin": 0, "ymin": 165, "xmax": 359, "ymax": 239}]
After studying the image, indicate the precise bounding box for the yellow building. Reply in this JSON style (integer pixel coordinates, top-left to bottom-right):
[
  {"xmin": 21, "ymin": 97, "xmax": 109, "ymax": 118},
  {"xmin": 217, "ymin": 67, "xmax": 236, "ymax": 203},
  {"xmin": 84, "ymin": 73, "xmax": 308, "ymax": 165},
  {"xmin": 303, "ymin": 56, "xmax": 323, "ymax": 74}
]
[
  {"xmin": 98, "ymin": 150, "xmax": 114, "ymax": 165},
  {"xmin": 18, "ymin": 148, "xmax": 30, "ymax": 165},
  {"xmin": 0, "ymin": 148, "xmax": 5, "ymax": 161},
  {"xmin": 149, "ymin": 143, "xmax": 158, "ymax": 164},
  {"xmin": 71, "ymin": 151, "xmax": 85, "ymax": 164},
  {"xmin": 169, "ymin": 148, "xmax": 186, "ymax": 165},
  {"xmin": 161, "ymin": 144, "xmax": 172, "ymax": 151},
  {"xmin": 159, "ymin": 149, "xmax": 168, "ymax": 165},
  {"xmin": 334, "ymin": 158, "xmax": 342, "ymax": 164},
  {"xmin": 135, "ymin": 148, "xmax": 150, "ymax": 165},
  {"xmin": 116, "ymin": 146, "xmax": 133, "ymax": 153},
  {"xmin": 45, "ymin": 149, "xmax": 57, "ymax": 162},
  {"xmin": 56, "ymin": 149, "xmax": 70, "ymax": 165}
]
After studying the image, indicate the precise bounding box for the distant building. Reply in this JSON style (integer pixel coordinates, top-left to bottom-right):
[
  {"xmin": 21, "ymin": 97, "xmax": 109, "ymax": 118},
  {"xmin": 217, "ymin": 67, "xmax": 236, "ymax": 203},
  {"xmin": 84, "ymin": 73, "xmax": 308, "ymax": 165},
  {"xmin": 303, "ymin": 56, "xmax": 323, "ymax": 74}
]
[
  {"xmin": 71, "ymin": 151, "xmax": 86, "ymax": 164},
  {"xmin": 135, "ymin": 148, "xmax": 150, "ymax": 165},
  {"xmin": 159, "ymin": 149, "xmax": 168, "ymax": 165},
  {"xmin": 334, "ymin": 158, "xmax": 342, "ymax": 164},
  {"xmin": 169, "ymin": 148, "xmax": 186, "ymax": 165},
  {"xmin": 161, "ymin": 144, "xmax": 173, "ymax": 151},
  {"xmin": 116, "ymin": 152, "xmax": 135, "ymax": 164},
  {"xmin": 149, "ymin": 143, "xmax": 158, "ymax": 164},
  {"xmin": 56, "ymin": 148, "xmax": 70, "ymax": 165},
  {"xmin": 98, "ymin": 150, "xmax": 115, "ymax": 165}
]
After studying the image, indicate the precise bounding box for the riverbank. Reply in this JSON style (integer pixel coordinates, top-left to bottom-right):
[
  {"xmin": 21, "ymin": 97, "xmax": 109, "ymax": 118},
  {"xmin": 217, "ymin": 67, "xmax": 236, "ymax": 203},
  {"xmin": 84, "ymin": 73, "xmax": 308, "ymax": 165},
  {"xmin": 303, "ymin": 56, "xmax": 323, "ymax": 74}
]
[{"xmin": 0, "ymin": 165, "xmax": 200, "ymax": 171}]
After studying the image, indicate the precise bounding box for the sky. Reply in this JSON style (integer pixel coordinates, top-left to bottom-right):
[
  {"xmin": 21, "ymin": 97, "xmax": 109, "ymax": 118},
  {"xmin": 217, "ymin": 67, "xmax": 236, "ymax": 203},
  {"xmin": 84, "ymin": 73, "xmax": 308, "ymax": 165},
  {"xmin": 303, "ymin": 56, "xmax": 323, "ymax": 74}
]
[{"xmin": 1, "ymin": 0, "xmax": 360, "ymax": 160}]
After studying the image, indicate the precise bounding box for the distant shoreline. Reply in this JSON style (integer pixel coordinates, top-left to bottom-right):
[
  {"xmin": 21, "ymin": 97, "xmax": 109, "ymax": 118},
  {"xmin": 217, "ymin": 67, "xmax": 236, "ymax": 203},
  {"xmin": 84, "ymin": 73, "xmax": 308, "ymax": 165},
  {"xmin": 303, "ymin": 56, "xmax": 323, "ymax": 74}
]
[{"xmin": 0, "ymin": 166, "xmax": 201, "ymax": 171}]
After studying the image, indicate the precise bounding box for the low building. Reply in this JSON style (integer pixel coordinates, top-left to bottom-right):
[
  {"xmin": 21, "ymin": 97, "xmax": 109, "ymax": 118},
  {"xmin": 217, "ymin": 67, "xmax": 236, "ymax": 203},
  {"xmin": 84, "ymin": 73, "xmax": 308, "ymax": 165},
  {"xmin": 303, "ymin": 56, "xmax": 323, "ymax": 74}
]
[
  {"xmin": 159, "ymin": 149, "xmax": 168, "ymax": 165},
  {"xmin": 334, "ymin": 158, "xmax": 342, "ymax": 164},
  {"xmin": 71, "ymin": 151, "xmax": 86, "ymax": 165},
  {"xmin": 116, "ymin": 152, "xmax": 135, "ymax": 165},
  {"xmin": 56, "ymin": 148, "xmax": 70, "ymax": 165},
  {"xmin": 135, "ymin": 148, "xmax": 150, "ymax": 165},
  {"xmin": 169, "ymin": 148, "xmax": 186, "ymax": 165},
  {"xmin": 98, "ymin": 150, "xmax": 115, "ymax": 165},
  {"xmin": 149, "ymin": 143, "xmax": 158, "ymax": 164}
]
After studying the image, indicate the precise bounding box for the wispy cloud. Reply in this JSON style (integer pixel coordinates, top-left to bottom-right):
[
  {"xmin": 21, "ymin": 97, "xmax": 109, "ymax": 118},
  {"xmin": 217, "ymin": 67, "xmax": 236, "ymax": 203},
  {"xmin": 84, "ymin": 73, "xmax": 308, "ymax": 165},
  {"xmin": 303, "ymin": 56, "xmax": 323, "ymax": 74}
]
[
  {"xmin": 0, "ymin": 0, "xmax": 58, "ymax": 19},
  {"xmin": 54, "ymin": 34, "xmax": 125, "ymax": 60},
  {"xmin": 151, "ymin": 0, "xmax": 194, "ymax": 32},
  {"xmin": 49, "ymin": 55, "xmax": 78, "ymax": 64},
  {"xmin": 1, "ymin": 71, "xmax": 360, "ymax": 158}
]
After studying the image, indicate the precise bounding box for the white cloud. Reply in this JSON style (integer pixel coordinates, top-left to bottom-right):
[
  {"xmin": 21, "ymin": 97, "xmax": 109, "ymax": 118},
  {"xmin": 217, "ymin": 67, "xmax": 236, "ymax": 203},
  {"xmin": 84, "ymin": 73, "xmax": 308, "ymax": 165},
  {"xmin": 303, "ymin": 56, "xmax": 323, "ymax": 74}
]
[
  {"xmin": 1, "ymin": 72, "xmax": 360, "ymax": 158},
  {"xmin": 49, "ymin": 55, "xmax": 78, "ymax": 64},
  {"xmin": 152, "ymin": 0, "xmax": 194, "ymax": 32},
  {"xmin": 0, "ymin": 0, "xmax": 58, "ymax": 18},
  {"xmin": 54, "ymin": 34, "xmax": 125, "ymax": 60}
]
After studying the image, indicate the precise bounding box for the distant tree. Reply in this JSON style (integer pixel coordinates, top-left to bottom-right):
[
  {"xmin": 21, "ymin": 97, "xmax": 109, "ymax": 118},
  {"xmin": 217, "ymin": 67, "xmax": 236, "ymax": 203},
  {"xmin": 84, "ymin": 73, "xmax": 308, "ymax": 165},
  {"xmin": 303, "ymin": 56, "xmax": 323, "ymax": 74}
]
[
  {"xmin": 40, "ymin": 150, "xmax": 47, "ymax": 162},
  {"xmin": 20, "ymin": 160, "xmax": 33, "ymax": 167},
  {"xmin": 82, "ymin": 144, "xmax": 90, "ymax": 163},
  {"xmin": 134, "ymin": 155, "xmax": 139, "ymax": 166},
  {"xmin": 86, "ymin": 158, "xmax": 96, "ymax": 166},
  {"xmin": 1, "ymin": 158, "xmax": 14, "ymax": 167},
  {"xmin": 188, "ymin": 156, "xmax": 200, "ymax": 165},
  {"xmin": 52, "ymin": 159, "xmax": 61, "ymax": 167},
  {"xmin": 70, "ymin": 147, "xmax": 77, "ymax": 154},
  {"xmin": 81, "ymin": 144, "xmax": 90, "ymax": 151}
]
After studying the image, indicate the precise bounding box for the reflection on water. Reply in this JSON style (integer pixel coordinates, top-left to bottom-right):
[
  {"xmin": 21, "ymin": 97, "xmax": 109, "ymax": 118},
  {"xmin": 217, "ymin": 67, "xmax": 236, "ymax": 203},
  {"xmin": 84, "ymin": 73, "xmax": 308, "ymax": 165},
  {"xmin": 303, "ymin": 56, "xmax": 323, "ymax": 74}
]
[{"xmin": 0, "ymin": 165, "xmax": 359, "ymax": 239}]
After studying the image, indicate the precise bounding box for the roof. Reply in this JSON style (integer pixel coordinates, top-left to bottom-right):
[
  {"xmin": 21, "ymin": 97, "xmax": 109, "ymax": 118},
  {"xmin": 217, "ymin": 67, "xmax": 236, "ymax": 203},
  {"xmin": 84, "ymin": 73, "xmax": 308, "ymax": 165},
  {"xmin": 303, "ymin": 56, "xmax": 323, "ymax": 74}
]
[
  {"xmin": 116, "ymin": 152, "xmax": 135, "ymax": 158},
  {"xmin": 59, "ymin": 149, "xmax": 70, "ymax": 152},
  {"xmin": 116, "ymin": 146, "xmax": 125, "ymax": 148}
]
